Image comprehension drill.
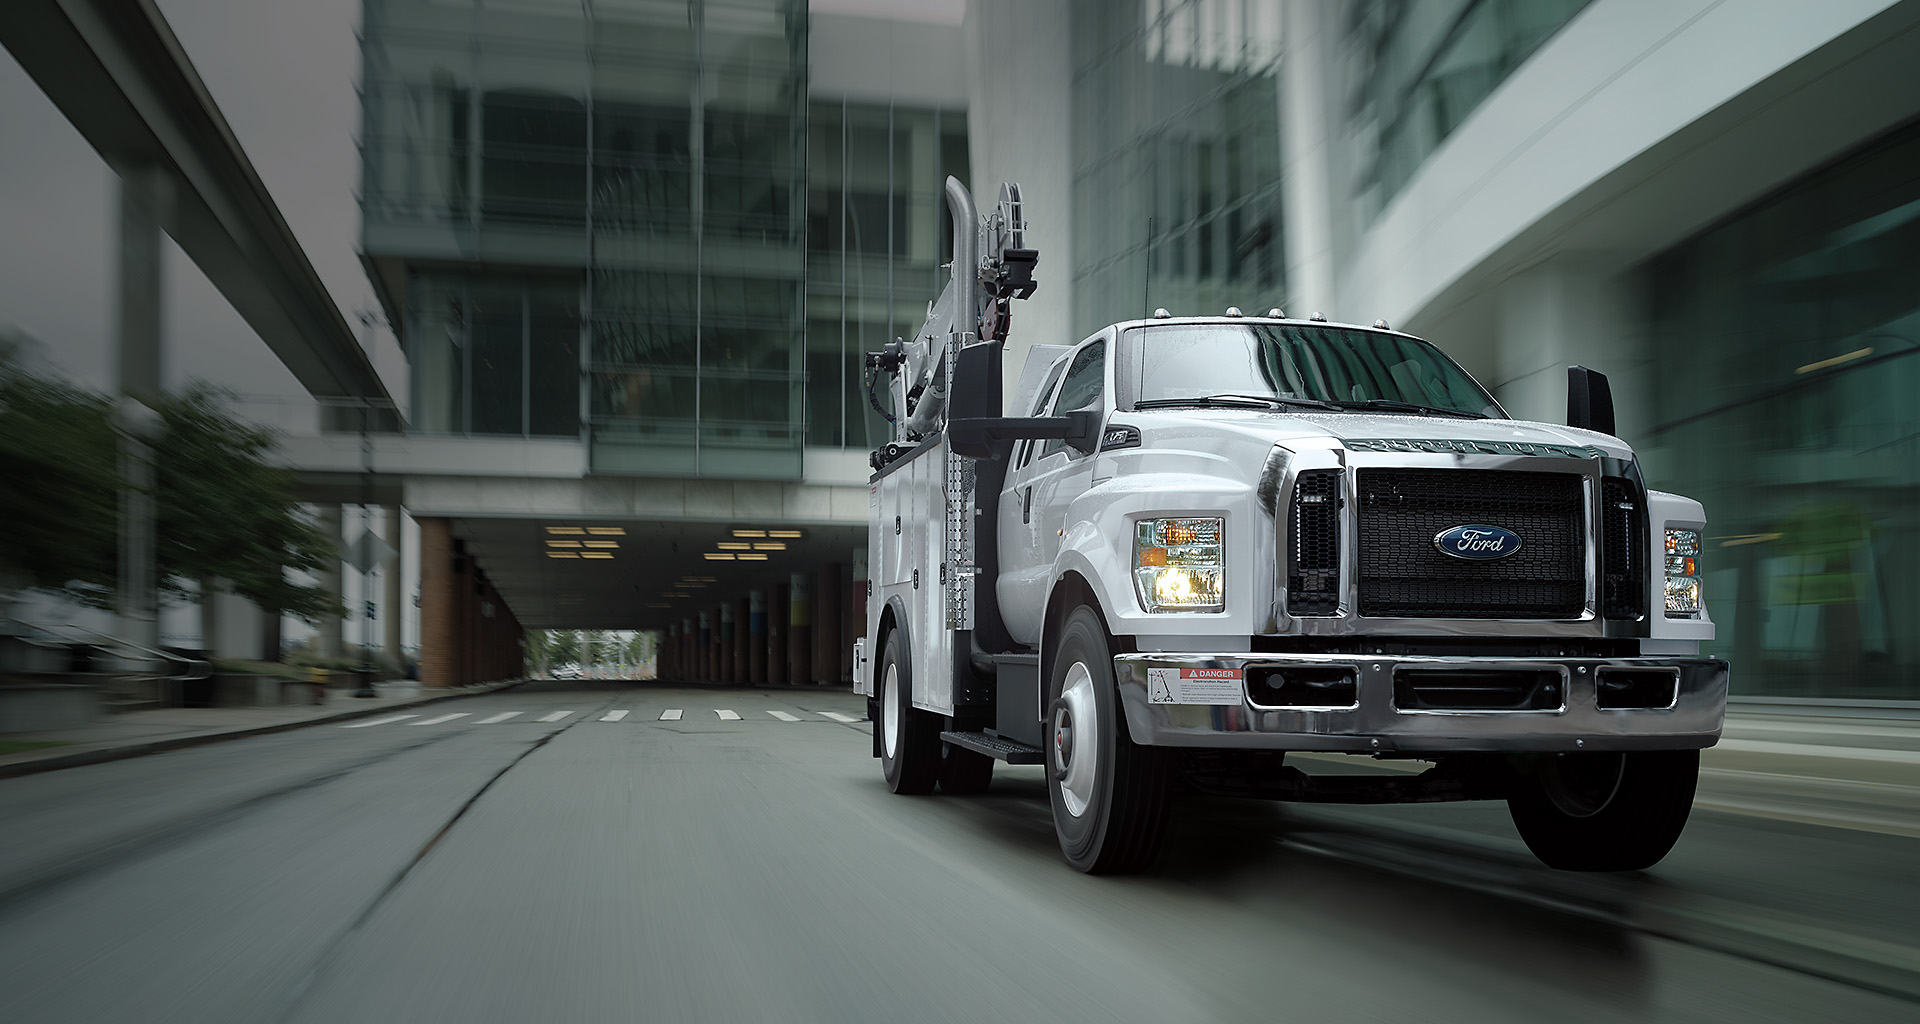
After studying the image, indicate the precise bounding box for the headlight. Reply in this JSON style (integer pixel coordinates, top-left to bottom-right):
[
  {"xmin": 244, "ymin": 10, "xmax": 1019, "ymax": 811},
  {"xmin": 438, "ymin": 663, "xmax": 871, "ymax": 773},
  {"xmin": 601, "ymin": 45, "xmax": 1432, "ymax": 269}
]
[
  {"xmin": 1664, "ymin": 529, "xmax": 1702, "ymax": 617},
  {"xmin": 1134, "ymin": 517, "xmax": 1224, "ymax": 612}
]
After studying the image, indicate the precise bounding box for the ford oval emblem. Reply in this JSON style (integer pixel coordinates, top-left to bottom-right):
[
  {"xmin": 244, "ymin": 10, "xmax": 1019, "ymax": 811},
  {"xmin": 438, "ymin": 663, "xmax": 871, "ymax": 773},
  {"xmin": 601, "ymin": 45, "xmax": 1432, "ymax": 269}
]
[{"xmin": 1434, "ymin": 524, "xmax": 1523, "ymax": 560}]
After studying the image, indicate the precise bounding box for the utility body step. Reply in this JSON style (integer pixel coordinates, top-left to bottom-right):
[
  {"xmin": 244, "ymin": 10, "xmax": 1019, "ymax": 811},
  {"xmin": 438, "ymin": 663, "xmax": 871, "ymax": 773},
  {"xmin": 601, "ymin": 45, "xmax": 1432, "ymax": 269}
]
[{"xmin": 939, "ymin": 730, "xmax": 1045, "ymax": 765}]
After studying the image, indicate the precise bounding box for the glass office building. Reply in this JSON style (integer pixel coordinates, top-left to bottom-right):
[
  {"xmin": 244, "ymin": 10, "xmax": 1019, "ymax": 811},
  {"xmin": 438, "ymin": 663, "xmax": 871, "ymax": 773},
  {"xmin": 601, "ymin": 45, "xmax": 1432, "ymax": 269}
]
[
  {"xmin": 1646, "ymin": 118, "xmax": 1920, "ymax": 699},
  {"xmin": 360, "ymin": 0, "xmax": 809, "ymax": 478},
  {"xmin": 1069, "ymin": 0, "xmax": 1286, "ymax": 333}
]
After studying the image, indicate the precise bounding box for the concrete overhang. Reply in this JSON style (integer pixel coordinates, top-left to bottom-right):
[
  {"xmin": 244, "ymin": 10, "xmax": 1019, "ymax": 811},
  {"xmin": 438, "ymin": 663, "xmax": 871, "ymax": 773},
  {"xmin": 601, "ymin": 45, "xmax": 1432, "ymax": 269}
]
[{"xmin": 0, "ymin": 0, "xmax": 398, "ymax": 418}]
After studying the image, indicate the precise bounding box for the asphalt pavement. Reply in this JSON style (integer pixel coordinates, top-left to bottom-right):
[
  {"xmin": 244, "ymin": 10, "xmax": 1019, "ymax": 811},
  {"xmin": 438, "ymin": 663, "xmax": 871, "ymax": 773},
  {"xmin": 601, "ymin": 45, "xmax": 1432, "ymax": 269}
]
[{"xmin": 0, "ymin": 679, "xmax": 1914, "ymax": 1023}]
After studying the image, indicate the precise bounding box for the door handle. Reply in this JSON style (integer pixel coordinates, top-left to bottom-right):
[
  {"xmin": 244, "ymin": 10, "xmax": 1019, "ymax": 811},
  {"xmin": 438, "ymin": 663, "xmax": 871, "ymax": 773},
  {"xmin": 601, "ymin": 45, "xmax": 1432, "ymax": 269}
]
[{"xmin": 1022, "ymin": 487, "xmax": 1033, "ymax": 525}]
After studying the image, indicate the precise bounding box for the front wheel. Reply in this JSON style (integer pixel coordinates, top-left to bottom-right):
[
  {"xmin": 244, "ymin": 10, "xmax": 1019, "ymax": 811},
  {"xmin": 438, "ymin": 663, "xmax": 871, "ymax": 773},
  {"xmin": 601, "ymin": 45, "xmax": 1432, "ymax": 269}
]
[
  {"xmin": 879, "ymin": 630, "xmax": 940, "ymax": 794},
  {"xmin": 1507, "ymin": 749, "xmax": 1699, "ymax": 871},
  {"xmin": 1046, "ymin": 606, "xmax": 1170, "ymax": 874}
]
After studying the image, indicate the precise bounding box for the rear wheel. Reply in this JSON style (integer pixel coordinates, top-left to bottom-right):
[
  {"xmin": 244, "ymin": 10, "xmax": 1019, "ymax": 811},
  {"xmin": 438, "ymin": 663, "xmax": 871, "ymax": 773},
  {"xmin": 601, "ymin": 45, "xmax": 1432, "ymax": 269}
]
[
  {"xmin": 1507, "ymin": 750, "xmax": 1699, "ymax": 871},
  {"xmin": 879, "ymin": 630, "xmax": 940, "ymax": 794},
  {"xmin": 1046, "ymin": 606, "xmax": 1170, "ymax": 874}
]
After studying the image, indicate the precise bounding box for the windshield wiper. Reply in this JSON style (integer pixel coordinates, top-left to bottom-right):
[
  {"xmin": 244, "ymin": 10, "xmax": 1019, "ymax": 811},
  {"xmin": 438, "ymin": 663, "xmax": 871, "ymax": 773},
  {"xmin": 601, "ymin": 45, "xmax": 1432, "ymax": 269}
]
[
  {"xmin": 1135, "ymin": 393, "xmax": 1343, "ymax": 412},
  {"xmin": 1326, "ymin": 399, "xmax": 1488, "ymax": 419}
]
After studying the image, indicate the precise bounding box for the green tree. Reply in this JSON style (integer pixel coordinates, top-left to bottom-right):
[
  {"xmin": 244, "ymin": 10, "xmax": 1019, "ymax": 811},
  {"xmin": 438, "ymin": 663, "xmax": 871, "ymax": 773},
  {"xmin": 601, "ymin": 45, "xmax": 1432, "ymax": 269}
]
[
  {"xmin": 0, "ymin": 337, "xmax": 119, "ymax": 605},
  {"xmin": 0, "ymin": 342, "xmax": 339, "ymax": 625},
  {"xmin": 154, "ymin": 384, "xmax": 340, "ymax": 623}
]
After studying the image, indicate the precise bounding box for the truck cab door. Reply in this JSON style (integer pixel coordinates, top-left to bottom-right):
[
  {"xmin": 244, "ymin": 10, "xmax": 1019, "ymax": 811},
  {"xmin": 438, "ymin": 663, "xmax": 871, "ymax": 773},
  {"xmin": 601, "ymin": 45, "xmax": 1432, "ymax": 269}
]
[{"xmin": 998, "ymin": 339, "xmax": 1107, "ymax": 645}]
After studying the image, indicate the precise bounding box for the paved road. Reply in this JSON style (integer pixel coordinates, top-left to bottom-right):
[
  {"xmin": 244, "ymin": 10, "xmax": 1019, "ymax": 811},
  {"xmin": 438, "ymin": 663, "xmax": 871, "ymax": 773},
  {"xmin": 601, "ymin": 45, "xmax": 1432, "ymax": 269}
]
[{"xmin": 0, "ymin": 680, "xmax": 1914, "ymax": 1023}]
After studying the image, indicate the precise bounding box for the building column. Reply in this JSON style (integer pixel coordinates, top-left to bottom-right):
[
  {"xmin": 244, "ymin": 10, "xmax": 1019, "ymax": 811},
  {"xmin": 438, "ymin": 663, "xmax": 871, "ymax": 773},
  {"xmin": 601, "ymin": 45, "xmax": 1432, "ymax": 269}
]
[
  {"xmin": 718, "ymin": 602, "xmax": 736, "ymax": 684},
  {"xmin": 748, "ymin": 590, "xmax": 767, "ymax": 684},
  {"xmin": 419, "ymin": 517, "xmax": 457, "ymax": 688},
  {"xmin": 813, "ymin": 563, "xmax": 842, "ymax": 685},
  {"xmin": 1492, "ymin": 258, "xmax": 1650, "ymax": 440},
  {"xmin": 383, "ymin": 507, "xmax": 404, "ymax": 660},
  {"xmin": 682, "ymin": 618, "xmax": 695, "ymax": 681},
  {"xmin": 767, "ymin": 585, "xmax": 787, "ymax": 685},
  {"xmin": 115, "ymin": 165, "xmax": 169, "ymax": 660},
  {"xmin": 732, "ymin": 596, "xmax": 749, "ymax": 686},
  {"xmin": 697, "ymin": 611, "xmax": 712, "ymax": 682},
  {"xmin": 1280, "ymin": 0, "xmax": 1338, "ymax": 315},
  {"xmin": 788, "ymin": 572, "xmax": 812, "ymax": 687},
  {"xmin": 317, "ymin": 505, "xmax": 345, "ymax": 659}
]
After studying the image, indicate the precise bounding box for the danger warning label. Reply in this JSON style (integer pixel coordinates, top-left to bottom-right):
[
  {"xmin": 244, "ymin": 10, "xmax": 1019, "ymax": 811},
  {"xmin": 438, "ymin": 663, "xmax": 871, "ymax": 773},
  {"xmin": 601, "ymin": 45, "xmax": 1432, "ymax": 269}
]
[{"xmin": 1146, "ymin": 666, "xmax": 1244, "ymax": 705}]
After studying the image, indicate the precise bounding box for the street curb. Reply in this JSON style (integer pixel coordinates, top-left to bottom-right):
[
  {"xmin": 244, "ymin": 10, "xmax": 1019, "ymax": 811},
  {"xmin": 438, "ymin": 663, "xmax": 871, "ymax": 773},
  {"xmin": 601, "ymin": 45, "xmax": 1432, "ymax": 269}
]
[{"xmin": 0, "ymin": 679, "xmax": 529, "ymax": 781}]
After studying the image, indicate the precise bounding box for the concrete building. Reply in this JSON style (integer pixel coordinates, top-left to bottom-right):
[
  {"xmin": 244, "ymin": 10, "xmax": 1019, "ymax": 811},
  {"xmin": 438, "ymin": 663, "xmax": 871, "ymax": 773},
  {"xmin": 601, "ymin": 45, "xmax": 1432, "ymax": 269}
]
[{"xmin": 336, "ymin": 0, "xmax": 1920, "ymax": 700}]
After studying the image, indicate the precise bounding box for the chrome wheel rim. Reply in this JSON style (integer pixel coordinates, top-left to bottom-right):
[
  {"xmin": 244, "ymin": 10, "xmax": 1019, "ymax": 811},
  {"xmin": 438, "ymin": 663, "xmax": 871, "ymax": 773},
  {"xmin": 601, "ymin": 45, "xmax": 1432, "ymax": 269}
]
[
  {"xmin": 1054, "ymin": 660, "xmax": 1097, "ymax": 818},
  {"xmin": 882, "ymin": 662, "xmax": 900, "ymax": 759}
]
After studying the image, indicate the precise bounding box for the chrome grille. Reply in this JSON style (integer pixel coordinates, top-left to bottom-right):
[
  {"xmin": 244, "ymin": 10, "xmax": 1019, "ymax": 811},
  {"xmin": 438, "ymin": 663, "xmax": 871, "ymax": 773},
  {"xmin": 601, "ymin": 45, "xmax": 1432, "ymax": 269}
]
[
  {"xmin": 1356, "ymin": 468, "xmax": 1585, "ymax": 619},
  {"xmin": 1286, "ymin": 469, "xmax": 1342, "ymax": 616}
]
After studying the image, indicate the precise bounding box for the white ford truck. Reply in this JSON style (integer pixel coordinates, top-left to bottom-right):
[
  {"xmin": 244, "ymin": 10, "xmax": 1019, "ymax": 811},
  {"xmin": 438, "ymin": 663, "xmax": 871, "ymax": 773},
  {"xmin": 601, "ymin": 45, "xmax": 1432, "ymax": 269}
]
[{"xmin": 855, "ymin": 179, "xmax": 1727, "ymax": 874}]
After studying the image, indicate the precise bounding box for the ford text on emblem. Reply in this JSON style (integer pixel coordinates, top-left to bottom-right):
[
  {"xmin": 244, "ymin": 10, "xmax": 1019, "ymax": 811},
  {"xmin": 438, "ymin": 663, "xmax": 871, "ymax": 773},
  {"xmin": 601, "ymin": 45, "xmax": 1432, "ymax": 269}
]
[{"xmin": 1434, "ymin": 525, "xmax": 1523, "ymax": 560}]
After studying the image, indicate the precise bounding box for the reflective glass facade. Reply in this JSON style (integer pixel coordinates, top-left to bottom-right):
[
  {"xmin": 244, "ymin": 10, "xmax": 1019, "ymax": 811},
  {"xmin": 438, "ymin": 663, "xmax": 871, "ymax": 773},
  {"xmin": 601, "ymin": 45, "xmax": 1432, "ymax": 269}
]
[
  {"xmin": 1647, "ymin": 118, "xmax": 1920, "ymax": 700},
  {"xmin": 361, "ymin": 0, "xmax": 808, "ymax": 477},
  {"xmin": 804, "ymin": 101, "xmax": 969, "ymax": 449},
  {"xmin": 1069, "ymin": 0, "xmax": 1286, "ymax": 333},
  {"xmin": 1337, "ymin": 0, "xmax": 1590, "ymax": 226}
]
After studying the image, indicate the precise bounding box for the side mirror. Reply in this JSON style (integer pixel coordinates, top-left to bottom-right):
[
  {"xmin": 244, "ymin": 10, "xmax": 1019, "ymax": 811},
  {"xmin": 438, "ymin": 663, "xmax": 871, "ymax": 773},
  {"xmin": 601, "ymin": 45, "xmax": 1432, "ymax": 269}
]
[
  {"xmin": 947, "ymin": 409, "xmax": 1102, "ymax": 460},
  {"xmin": 1567, "ymin": 365, "xmax": 1616, "ymax": 436},
  {"xmin": 1061, "ymin": 409, "xmax": 1100, "ymax": 456}
]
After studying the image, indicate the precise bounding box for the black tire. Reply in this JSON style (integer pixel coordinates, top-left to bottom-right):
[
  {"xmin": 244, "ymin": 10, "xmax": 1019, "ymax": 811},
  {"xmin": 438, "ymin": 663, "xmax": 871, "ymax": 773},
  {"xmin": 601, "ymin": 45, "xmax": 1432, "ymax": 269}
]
[
  {"xmin": 878, "ymin": 630, "xmax": 940, "ymax": 794},
  {"xmin": 1045, "ymin": 606, "xmax": 1171, "ymax": 874},
  {"xmin": 1507, "ymin": 749, "xmax": 1699, "ymax": 871},
  {"xmin": 938, "ymin": 743, "xmax": 994, "ymax": 795}
]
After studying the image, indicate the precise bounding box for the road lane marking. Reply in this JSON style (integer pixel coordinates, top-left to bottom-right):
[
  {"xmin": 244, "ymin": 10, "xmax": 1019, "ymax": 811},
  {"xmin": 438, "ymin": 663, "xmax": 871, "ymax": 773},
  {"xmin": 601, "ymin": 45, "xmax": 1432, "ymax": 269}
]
[
  {"xmin": 818, "ymin": 711, "xmax": 860, "ymax": 724},
  {"xmin": 660, "ymin": 709, "xmax": 683, "ymax": 721},
  {"xmin": 767, "ymin": 710, "xmax": 800, "ymax": 721},
  {"xmin": 600, "ymin": 710, "xmax": 630, "ymax": 722},
  {"xmin": 342, "ymin": 714, "xmax": 418, "ymax": 728},
  {"xmin": 537, "ymin": 710, "xmax": 575, "ymax": 722},
  {"xmin": 477, "ymin": 712, "xmax": 522, "ymax": 724},
  {"xmin": 414, "ymin": 713, "xmax": 471, "ymax": 726},
  {"xmin": 714, "ymin": 709, "xmax": 741, "ymax": 721}
]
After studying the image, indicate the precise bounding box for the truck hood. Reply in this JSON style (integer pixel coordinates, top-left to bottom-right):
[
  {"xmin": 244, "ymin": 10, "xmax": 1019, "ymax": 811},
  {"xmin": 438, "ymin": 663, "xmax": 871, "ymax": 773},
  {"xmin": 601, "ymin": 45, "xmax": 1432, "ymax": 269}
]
[{"xmin": 1118, "ymin": 408, "xmax": 1635, "ymax": 461}]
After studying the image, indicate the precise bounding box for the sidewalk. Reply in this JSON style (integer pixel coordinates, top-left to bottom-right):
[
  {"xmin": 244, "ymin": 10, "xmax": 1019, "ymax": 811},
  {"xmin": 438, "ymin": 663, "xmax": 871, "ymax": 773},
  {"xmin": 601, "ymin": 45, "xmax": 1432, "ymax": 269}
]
[{"xmin": 0, "ymin": 679, "xmax": 526, "ymax": 778}]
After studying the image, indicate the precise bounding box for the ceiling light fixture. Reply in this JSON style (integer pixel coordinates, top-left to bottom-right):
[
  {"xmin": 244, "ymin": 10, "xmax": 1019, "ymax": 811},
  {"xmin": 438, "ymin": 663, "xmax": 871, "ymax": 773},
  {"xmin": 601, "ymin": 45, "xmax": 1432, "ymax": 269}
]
[
  {"xmin": 717, "ymin": 542, "xmax": 750, "ymax": 550},
  {"xmin": 546, "ymin": 526, "xmax": 585, "ymax": 535},
  {"xmin": 1796, "ymin": 347, "xmax": 1873, "ymax": 374},
  {"xmin": 583, "ymin": 540, "xmax": 619, "ymax": 549},
  {"xmin": 752, "ymin": 542, "xmax": 785, "ymax": 551},
  {"xmin": 704, "ymin": 552, "xmax": 735, "ymax": 561},
  {"xmin": 586, "ymin": 527, "xmax": 627, "ymax": 536},
  {"xmin": 768, "ymin": 530, "xmax": 802, "ymax": 539},
  {"xmin": 732, "ymin": 529, "xmax": 767, "ymax": 538},
  {"xmin": 582, "ymin": 552, "xmax": 614, "ymax": 560},
  {"xmin": 548, "ymin": 552, "xmax": 580, "ymax": 559},
  {"xmin": 546, "ymin": 540, "xmax": 581, "ymax": 548},
  {"xmin": 737, "ymin": 552, "xmax": 768, "ymax": 561}
]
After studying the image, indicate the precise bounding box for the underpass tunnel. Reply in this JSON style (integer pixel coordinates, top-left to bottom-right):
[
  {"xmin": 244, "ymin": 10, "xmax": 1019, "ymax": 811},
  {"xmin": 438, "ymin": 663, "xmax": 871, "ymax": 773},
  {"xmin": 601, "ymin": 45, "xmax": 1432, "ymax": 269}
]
[{"xmin": 415, "ymin": 516, "xmax": 868, "ymax": 687}]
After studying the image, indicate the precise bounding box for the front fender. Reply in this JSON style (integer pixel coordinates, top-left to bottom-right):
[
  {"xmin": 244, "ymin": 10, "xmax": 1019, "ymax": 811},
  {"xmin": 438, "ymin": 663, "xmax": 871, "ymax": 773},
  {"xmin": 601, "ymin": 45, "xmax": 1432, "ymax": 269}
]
[{"xmin": 1054, "ymin": 471, "xmax": 1268, "ymax": 645}]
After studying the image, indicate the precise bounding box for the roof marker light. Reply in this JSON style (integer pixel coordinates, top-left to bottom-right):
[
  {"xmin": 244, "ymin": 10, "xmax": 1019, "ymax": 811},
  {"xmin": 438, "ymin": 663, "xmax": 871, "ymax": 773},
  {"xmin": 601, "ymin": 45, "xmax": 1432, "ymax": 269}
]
[
  {"xmin": 1309, "ymin": 312, "xmax": 1327, "ymax": 322},
  {"xmin": 1267, "ymin": 308, "xmax": 1285, "ymax": 318},
  {"xmin": 1152, "ymin": 307, "xmax": 1171, "ymax": 318},
  {"xmin": 1225, "ymin": 306, "xmax": 1243, "ymax": 317}
]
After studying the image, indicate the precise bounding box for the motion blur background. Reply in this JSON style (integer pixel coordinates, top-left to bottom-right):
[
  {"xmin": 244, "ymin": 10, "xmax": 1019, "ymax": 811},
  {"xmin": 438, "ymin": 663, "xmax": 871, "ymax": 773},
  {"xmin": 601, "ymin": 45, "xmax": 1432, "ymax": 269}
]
[{"xmin": 3, "ymin": 0, "xmax": 1919, "ymax": 694}]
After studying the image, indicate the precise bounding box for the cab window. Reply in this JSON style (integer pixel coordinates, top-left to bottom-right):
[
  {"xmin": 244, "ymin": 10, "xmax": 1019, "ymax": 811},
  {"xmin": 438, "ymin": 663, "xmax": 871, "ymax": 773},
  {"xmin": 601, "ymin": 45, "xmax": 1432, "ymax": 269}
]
[{"xmin": 1042, "ymin": 341, "xmax": 1105, "ymax": 458}]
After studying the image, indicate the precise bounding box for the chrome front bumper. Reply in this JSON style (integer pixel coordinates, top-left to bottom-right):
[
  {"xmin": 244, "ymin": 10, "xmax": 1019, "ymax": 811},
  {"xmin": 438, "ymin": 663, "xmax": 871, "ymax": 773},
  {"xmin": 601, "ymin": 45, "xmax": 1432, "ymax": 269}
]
[{"xmin": 1113, "ymin": 653, "xmax": 1727, "ymax": 753}]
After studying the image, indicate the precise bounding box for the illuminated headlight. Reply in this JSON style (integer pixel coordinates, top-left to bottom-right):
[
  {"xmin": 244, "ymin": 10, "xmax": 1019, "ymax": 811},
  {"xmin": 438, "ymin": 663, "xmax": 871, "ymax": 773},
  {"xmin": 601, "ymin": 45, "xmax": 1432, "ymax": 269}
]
[
  {"xmin": 1664, "ymin": 529, "xmax": 1702, "ymax": 617},
  {"xmin": 1134, "ymin": 517, "xmax": 1224, "ymax": 612}
]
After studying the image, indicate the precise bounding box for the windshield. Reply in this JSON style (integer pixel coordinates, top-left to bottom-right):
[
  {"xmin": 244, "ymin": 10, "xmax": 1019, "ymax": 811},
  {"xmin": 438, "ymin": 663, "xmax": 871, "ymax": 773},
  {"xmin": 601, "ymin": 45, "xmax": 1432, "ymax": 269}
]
[{"xmin": 1125, "ymin": 324, "xmax": 1503, "ymax": 418}]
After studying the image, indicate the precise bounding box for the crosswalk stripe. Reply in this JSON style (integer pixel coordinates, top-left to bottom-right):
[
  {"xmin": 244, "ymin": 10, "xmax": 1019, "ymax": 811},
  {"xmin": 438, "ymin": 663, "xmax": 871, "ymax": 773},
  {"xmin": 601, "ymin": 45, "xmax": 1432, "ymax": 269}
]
[
  {"xmin": 477, "ymin": 712, "xmax": 522, "ymax": 724},
  {"xmin": 818, "ymin": 711, "xmax": 860, "ymax": 724},
  {"xmin": 537, "ymin": 710, "xmax": 575, "ymax": 723},
  {"xmin": 342, "ymin": 714, "xmax": 417, "ymax": 728},
  {"xmin": 600, "ymin": 710, "xmax": 630, "ymax": 722},
  {"xmin": 414, "ymin": 713, "xmax": 471, "ymax": 726},
  {"xmin": 714, "ymin": 709, "xmax": 741, "ymax": 721},
  {"xmin": 767, "ymin": 710, "xmax": 800, "ymax": 721},
  {"xmin": 660, "ymin": 709, "xmax": 683, "ymax": 721}
]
